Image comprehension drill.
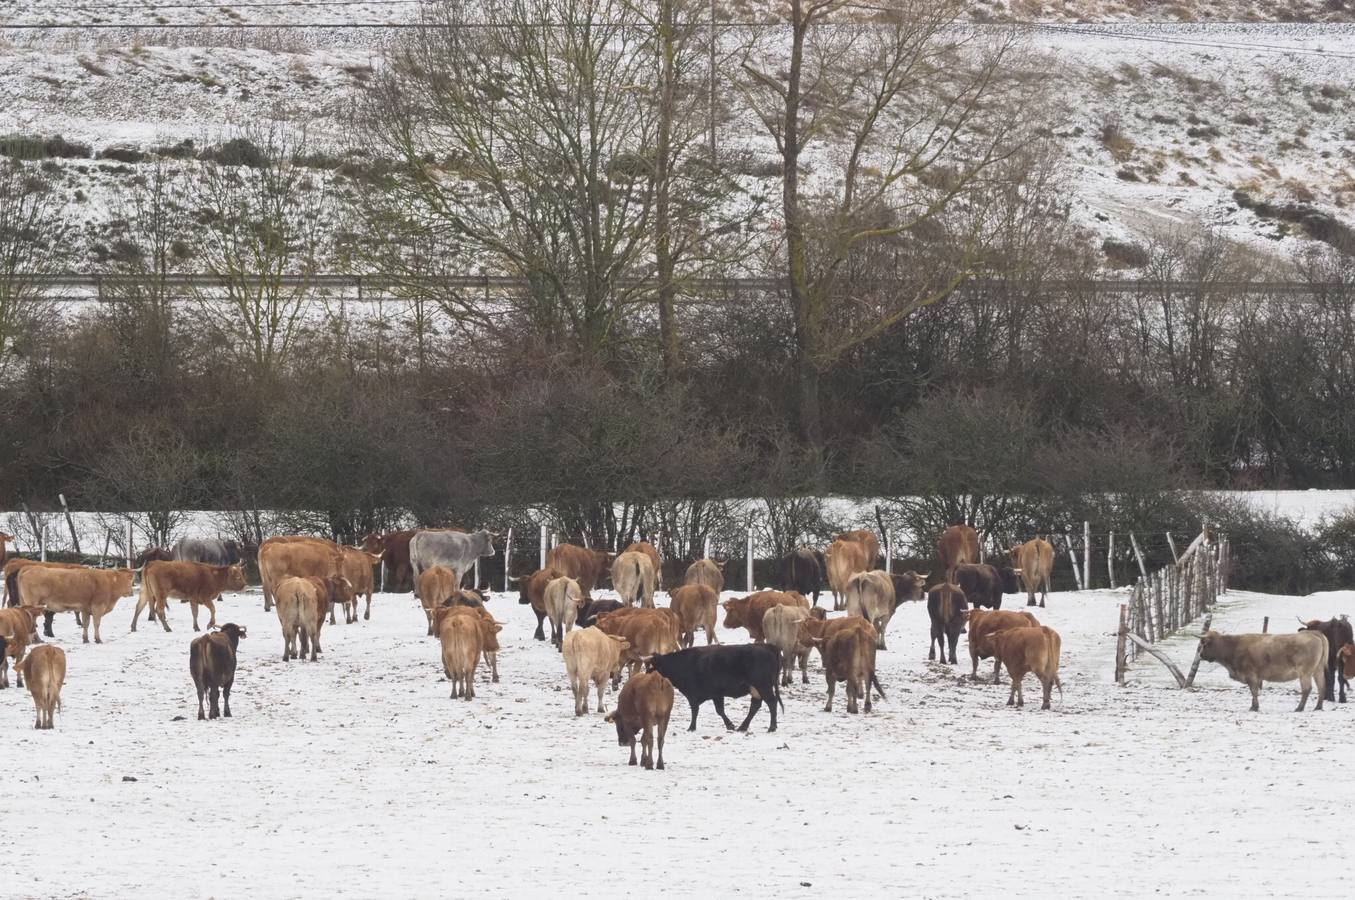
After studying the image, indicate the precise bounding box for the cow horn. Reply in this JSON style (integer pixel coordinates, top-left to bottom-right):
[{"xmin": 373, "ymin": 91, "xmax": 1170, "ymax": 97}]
[{"xmin": 1296, "ymin": 616, "xmax": 1307, "ymax": 625}]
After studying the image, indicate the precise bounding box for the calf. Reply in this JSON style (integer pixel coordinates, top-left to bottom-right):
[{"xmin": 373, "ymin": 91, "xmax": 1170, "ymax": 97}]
[
  {"xmin": 15, "ymin": 643, "xmax": 66, "ymax": 729},
  {"xmin": 954, "ymin": 563, "xmax": 1018, "ymax": 611},
  {"xmin": 563, "ymin": 626, "xmax": 631, "ymax": 715},
  {"xmin": 579, "ymin": 598, "xmax": 624, "ymax": 628},
  {"xmin": 722, "ymin": 590, "xmax": 809, "ymax": 643},
  {"xmin": 606, "ymin": 671, "xmax": 674, "ymax": 770},
  {"xmin": 418, "ymin": 565, "xmax": 460, "ymax": 636},
  {"xmin": 544, "ymin": 576, "xmax": 583, "ymax": 650},
  {"xmin": 190, "ymin": 623, "xmax": 247, "ymax": 720},
  {"xmin": 670, "ymin": 584, "xmax": 718, "ymax": 648},
  {"xmin": 1199, "ymin": 630, "xmax": 1328, "ymax": 712},
  {"xmin": 989, "ymin": 625, "xmax": 1062, "ymax": 710},
  {"xmin": 763, "ymin": 604, "xmax": 813, "ymax": 686},
  {"xmin": 927, "ymin": 582, "xmax": 969, "ymax": 664},
  {"xmin": 967, "ymin": 608, "xmax": 1040, "ymax": 683},
  {"xmin": 1298, "ymin": 617, "xmax": 1353, "ymax": 703},
  {"xmin": 133, "ymin": 561, "xmax": 247, "ymax": 633},
  {"xmin": 648, "ymin": 644, "xmax": 783, "ymax": 733},
  {"xmin": 805, "ymin": 620, "xmax": 884, "ymax": 714}
]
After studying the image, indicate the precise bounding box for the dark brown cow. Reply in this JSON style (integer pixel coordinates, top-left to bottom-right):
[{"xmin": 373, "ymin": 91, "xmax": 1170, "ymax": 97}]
[
  {"xmin": 515, "ymin": 566, "xmax": 566, "ymax": 641},
  {"xmin": 606, "ymin": 670, "xmax": 674, "ymax": 770},
  {"xmin": 1298, "ymin": 617, "xmax": 1354, "ymax": 703},
  {"xmin": 133, "ymin": 546, "xmax": 174, "ymax": 568},
  {"xmin": 362, "ymin": 530, "xmax": 416, "ymax": 591},
  {"xmin": 937, "ymin": 525, "xmax": 980, "ymax": 581},
  {"xmin": 777, "ymin": 548, "xmax": 824, "ymax": 606},
  {"xmin": 927, "ymin": 582, "xmax": 968, "ymax": 664},
  {"xmin": 132, "ymin": 561, "xmax": 248, "ymax": 633},
  {"xmin": 954, "ymin": 563, "xmax": 1019, "ymax": 610},
  {"xmin": 190, "ymin": 623, "xmax": 247, "ymax": 720},
  {"xmin": 721, "ymin": 590, "xmax": 809, "ymax": 643},
  {"xmin": 1340, "ymin": 644, "xmax": 1355, "ymax": 680},
  {"xmin": 546, "ymin": 544, "xmax": 612, "ymax": 596}
]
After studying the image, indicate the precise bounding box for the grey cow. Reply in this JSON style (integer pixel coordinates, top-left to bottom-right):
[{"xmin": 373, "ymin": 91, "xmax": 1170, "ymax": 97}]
[
  {"xmin": 409, "ymin": 530, "xmax": 497, "ymax": 597},
  {"xmin": 173, "ymin": 538, "xmax": 245, "ymax": 567}
]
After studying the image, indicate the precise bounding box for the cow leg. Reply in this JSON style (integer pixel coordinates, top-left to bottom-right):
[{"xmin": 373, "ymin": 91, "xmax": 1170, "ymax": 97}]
[
  {"xmin": 81, "ymin": 613, "xmax": 91, "ymax": 644},
  {"xmin": 656, "ymin": 713, "xmax": 668, "ymax": 769},
  {"xmin": 948, "ymin": 630, "xmax": 960, "ymax": 664},
  {"xmin": 717, "ymin": 695, "xmax": 741, "ymax": 730},
  {"xmin": 1314, "ymin": 669, "xmax": 1326, "ymax": 711},
  {"xmin": 800, "ymin": 649, "xmax": 810, "ymax": 684},
  {"xmin": 364, "ymin": 591, "xmax": 371, "ymax": 621},
  {"xmin": 1041, "ymin": 676, "xmax": 1053, "ymax": 710},
  {"xmin": 532, "ymin": 609, "xmax": 546, "ymax": 641},
  {"xmin": 687, "ymin": 699, "xmax": 702, "ymax": 731},
  {"xmin": 222, "ymin": 677, "xmax": 233, "ymax": 718},
  {"xmin": 641, "ymin": 722, "xmax": 654, "ymax": 769},
  {"xmin": 628, "ymin": 735, "xmax": 638, "ymax": 766},
  {"xmin": 156, "ymin": 599, "xmax": 171, "ymax": 632},
  {"xmin": 43, "ymin": 611, "xmax": 54, "ymax": 638},
  {"xmin": 928, "ymin": 628, "xmax": 938, "ymax": 661},
  {"xmin": 131, "ymin": 594, "xmax": 147, "ymax": 632},
  {"xmin": 197, "ymin": 686, "xmax": 206, "ymax": 720},
  {"xmin": 993, "ymin": 657, "xmax": 1003, "ymax": 685},
  {"xmin": 736, "ymin": 696, "xmax": 762, "ymax": 732},
  {"xmin": 208, "ymin": 685, "xmax": 220, "ymax": 719},
  {"xmin": 1297, "ymin": 674, "xmax": 1313, "ymax": 712},
  {"xmin": 824, "ymin": 676, "xmax": 835, "ymax": 713},
  {"xmin": 1340, "ymin": 670, "xmax": 1349, "ymax": 704},
  {"xmin": 1248, "ymin": 678, "xmax": 1261, "ymax": 712},
  {"xmin": 204, "ymin": 598, "xmax": 217, "ymax": 630},
  {"xmin": 970, "ymin": 650, "xmax": 979, "ymax": 680},
  {"xmin": 846, "ymin": 678, "xmax": 858, "ymax": 715},
  {"xmin": 488, "ymin": 652, "xmax": 499, "ymax": 683},
  {"xmin": 1006, "ymin": 677, "xmax": 1017, "ymax": 707},
  {"xmin": 593, "ymin": 676, "xmax": 605, "ymax": 714}
]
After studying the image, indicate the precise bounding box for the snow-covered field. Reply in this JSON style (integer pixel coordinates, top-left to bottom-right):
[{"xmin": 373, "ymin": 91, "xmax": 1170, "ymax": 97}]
[{"xmin": 3, "ymin": 579, "xmax": 1351, "ymax": 898}]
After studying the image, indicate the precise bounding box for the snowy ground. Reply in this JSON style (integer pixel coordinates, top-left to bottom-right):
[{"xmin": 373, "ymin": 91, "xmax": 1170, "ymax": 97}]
[{"xmin": 3, "ymin": 579, "xmax": 1351, "ymax": 898}]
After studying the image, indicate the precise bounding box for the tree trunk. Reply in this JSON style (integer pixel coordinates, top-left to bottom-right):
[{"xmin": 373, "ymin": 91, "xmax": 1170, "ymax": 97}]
[{"xmin": 655, "ymin": 0, "xmax": 680, "ymax": 380}]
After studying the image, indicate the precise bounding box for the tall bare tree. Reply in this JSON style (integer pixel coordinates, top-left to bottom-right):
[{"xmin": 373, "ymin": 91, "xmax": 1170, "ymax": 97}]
[
  {"xmin": 0, "ymin": 159, "xmax": 63, "ymax": 378},
  {"xmin": 739, "ymin": 0, "xmax": 1041, "ymax": 448}
]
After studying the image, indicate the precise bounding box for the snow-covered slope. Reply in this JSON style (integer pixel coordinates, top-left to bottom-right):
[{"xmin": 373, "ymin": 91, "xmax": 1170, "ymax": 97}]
[{"xmin": 2, "ymin": 580, "xmax": 1349, "ymax": 897}]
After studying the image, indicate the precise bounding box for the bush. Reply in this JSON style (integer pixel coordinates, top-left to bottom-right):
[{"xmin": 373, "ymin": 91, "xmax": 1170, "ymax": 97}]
[
  {"xmin": 0, "ymin": 133, "xmax": 93, "ymax": 160},
  {"xmin": 198, "ymin": 138, "xmax": 267, "ymax": 168}
]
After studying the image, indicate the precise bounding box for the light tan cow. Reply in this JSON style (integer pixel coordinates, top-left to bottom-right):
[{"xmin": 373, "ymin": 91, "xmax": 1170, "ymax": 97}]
[
  {"xmin": 1009, "ymin": 537, "xmax": 1055, "ymax": 608},
  {"xmin": 17, "ymin": 566, "xmax": 136, "ymax": 644},
  {"xmin": 844, "ymin": 570, "xmax": 898, "ymax": 650},
  {"xmin": 989, "ymin": 625, "xmax": 1063, "ymax": 710},
  {"xmin": 967, "ymin": 608, "xmax": 1040, "ymax": 683},
  {"xmin": 339, "ymin": 546, "xmax": 384, "ymax": 622},
  {"xmin": 826, "ymin": 539, "xmax": 868, "ymax": 611},
  {"xmin": 683, "ymin": 558, "xmax": 724, "ymax": 594},
  {"xmin": 562, "ymin": 626, "xmax": 631, "ymax": 715},
  {"xmin": 763, "ymin": 604, "xmax": 814, "ymax": 686},
  {"xmin": 611, "ymin": 551, "xmax": 657, "ymax": 608},
  {"xmin": 670, "ymin": 584, "xmax": 718, "ymax": 648},
  {"xmin": 273, "ymin": 576, "xmax": 329, "ymax": 662},
  {"xmin": 16, "ymin": 643, "xmax": 66, "ymax": 729},
  {"xmin": 836, "ymin": 530, "xmax": 880, "ymax": 569},
  {"xmin": 417, "ymin": 565, "xmax": 460, "ymax": 636},
  {"xmin": 438, "ymin": 604, "xmax": 502, "ymax": 683},
  {"xmin": 621, "ymin": 541, "xmax": 663, "ymax": 588},
  {"xmin": 1199, "ymin": 630, "xmax": 1328, "ymax": 712},
  {"xmin": 544, "ymin": 576, "xmax": 583, "ymax": 650},
  {"xmin": 0, "ymin": 606, "xmax": 41, "ymax": 688},
  {"xmin": 257, "ymin": 536, "xmax": 345, "ymax": 612},
  {"xmin": 436, "ymin": 606, "xmax": 499, "ymax": 701}
]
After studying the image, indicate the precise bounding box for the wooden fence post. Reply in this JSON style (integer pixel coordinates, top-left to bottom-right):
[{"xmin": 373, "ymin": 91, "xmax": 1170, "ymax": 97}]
[
  {"xmin": 1262, "ymin": 616, "xmax": 1269, "ymax": 634},
  {"xmin": 1130, "ymin": 532, "xmax": 1148, "ymax": 579},
  {"xmin": 1166, "ymin": 532, "xmax": 1179, "ymax": 563},
  {"xmin": 1115, "ymin": 603, "xmax": 1129, "ymax": 684},
  {"xmin": 59, "ymin": 493, "xmax": 81, "ymax": 555},
  {"xmin": 1185, "ymin": 611, "xmax": 1213, "ymax": 687},
  {"xmin": 1107, "ymin": 531, "xmax": 1116, "ymax": 589},
  {"xmin": 703, "ymin": 536, "xmax": 711, "ymax": 560},
  {"xmin": 1067, "ymin": 533, "xmax": 1082, "ymax": 591}
]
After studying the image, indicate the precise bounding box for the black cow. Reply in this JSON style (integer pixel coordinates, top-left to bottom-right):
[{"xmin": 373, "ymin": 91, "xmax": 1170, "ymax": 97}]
[
  {"xmin": 579, "ymin": 598, "xmax": 624, "ymax": 628},
  {"xmin": 189, "ymin": 623, "xmax": 247, "ymax": 720},
  {"xmin": 1299, "ymin": 616, "xmax": 1353, "ymax": 703},
  {"xmin": 776, "ymin": 547, "xmax": 825, "ymax": 606},
  {"xmin": 927, "ymin": 583, "xmax": 969, "ymax": 664},
  {"xmin": 648, "ymin": 644, "xmax": 783, "ymax": 733},
  {"xmin": 954, "ymin": 563, "xmax": 1018, "ymax": 610}
]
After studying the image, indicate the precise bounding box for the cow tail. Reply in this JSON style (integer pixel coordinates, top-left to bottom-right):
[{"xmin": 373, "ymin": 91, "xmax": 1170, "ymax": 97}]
[
  {"xmin": 870, "ymin": 671, "xmax": 887, "ymax": 701},
  {"xmin": 775, "ymin": 681, "xmax": 784, "ymax": 712}
]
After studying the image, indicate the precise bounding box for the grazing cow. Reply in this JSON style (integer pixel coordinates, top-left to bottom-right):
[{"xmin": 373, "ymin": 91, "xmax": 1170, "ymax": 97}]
[
  {"xmin": 836, "ymin": 530, "xmax": 881, "ymax": 569},
  {"xmin": 612, "ymin": 551, "xmax": 657, "ymax": 609},
  {"xmin": 927, "ymin": 582, "xmax": 969, "ymax": 664},
  {"xmin": 435, "ymin": 606, "xmax": 499, "ymax": 700},
  {"xmin": 0, "ymin": 606, "xmax": 41, "ymax": 688},
  {"xmin": 967, "ymin": 608, "xmax": 1040, "ymax": 682},
  {"xmin": 763, "ymin": 604, "xmax": 814, "ymax": 686},
  {"xmin": 562, "ymin": 627, "xmax": 630, "ymax": 715},
  {"xmin": 844, "ymin": 570, "xmax": 899, "ymax": 650},
  {"xmin": 190, "ymin": 623, "xmax": 247, "ymax": 720},
  {"xmin": 545, "ymin": 544, "xmax": 612, "ymax": 597},
  {"xmin": 1009, "ymin": 537, "xmax": 1054, "ymax": 607},
  {"xmin": 649, "ymin": 644, "xmax": 783, "ymax": 732},
  {"xmin": 989, "ymin": 625, "xmax": 1062, "ymax": 709},
  {"xmin": 826, "ymin": 539, "xmax": 868, "ymax": 611},
  {"xmin": 339, "ymin": 547, "xmax": 384, "ymax": 622},
  {"xmin": 777, "ymin": 547, "xmax": 825, "ymax": 606},
  {"xmin": 410, "ymin": 529, "xmax": 497, "ymax": 596},
  {"xmin": 805, "ymin": 619, "xmax": 884, "ymax": 714},
  {"xmin": 133, "ymin": 546, "xmax": 174, "ymax": 568},
  {"xmin": 622, "ymin": 541, "xmax": 663, "ymax": 587},
  {"xmin": 954, "ymin": 563, "xmax": 1019, "ymax": 611},
  {"xmin": 606, "ymin": 671, "xmax": 674, "ymax": 770},
  {"xmin": 1198, "ymin": 630, "xmax": 1328, "ymax": 712},
  {"xmin": 362, "ymin": 530, "xmax": 416, "ymax": 591},
  {"xmin": 683, "ymin": 558, "xmax": 725, "ymax": 595},
  {"xmin": 258, "ymin": 537, "xmax": 344, "ymax": 612},
  {"xmin": 594, "ymin": 608, "xmax": 680, "ymax": 677},
  {"xmin": 273, "ymin": 576, "xmax": 331, "ymax": 662},
  {"xmin": 937, "ymin": 525, "xmax": 981, "ymax": 581},
  {"xmin": 515, "ymin": 566, "xmax": 566, "ymax": 641},
  {"xmin": 670, "ymin": 584, "xmax": 718, "ymax": 648},
  {"xmin": 17, "ymin": 566, "xmax": 136, "ymax": 644},
  {"xmin": 1298, "ymin": 617, "xmax": 1354, "ymax": 703},
  {"xmin": 544, "ymin": 576, "xmax": 583, "ymax": 650},
  {"xmin": 15, "ymin": 643, "xmax": 66, "ymax": 729},
  {"xmin": 579, "ymin": 598, "xmax": 624, "ymax": 628},
  {"xmin": 417, "ymin": 565, "xmax": 460, "ymax": 636},
  {"xmin": 722, "ymin": 590, "xmax": 809, "ymax": 643},
  {"xmin": 132, "ymin": 561, "xmax": 247, "ymax": 633}
]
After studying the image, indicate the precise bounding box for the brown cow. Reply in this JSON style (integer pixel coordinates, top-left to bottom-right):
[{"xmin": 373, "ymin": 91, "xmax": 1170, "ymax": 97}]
[
  {"xmin": 0, "ymin": 531, "xmax": 13, "ymax": 568},
  {"xmin": 967, "ymin": 608, "xmax": 1040, "ymax": 683},
  {"xmin": 594, "ymin": 608, "xmax": 679, "ymax": 678},
  {"xmin": 611, "ymin": 551, "xmax": 657, "ymax": 608},
  {"xmin": 15, "ymin": 643, "xmax": 66, "ymax": 729},
  {"xmin": 436, "ymin": 604, "xmax": 503, "ymax": 684},
  {"xmin": 670, "ymin": 584, "xmax": 718, "ymax": 648},
  {"xmin": 362, "ymin": 529, "xmax": 416, "ymax": 591},
  {"xmin": 1009, "ymin": 537, "xmax": 1054, "ymax": 608},
  {"xmin": 417, "ymin": 565, "xmax": 460, "ymax": 636},
  {"xmin": 1341, "ymin": 643, "xmax": 1355, "ymax": 680},
  {"xmin": 190, "ymin": 622, "xmax": 247, "ymax": 720},
  {"xmin": 4, "ymin": 558, "xmax": 87, "ymax": 636},
  {"xmin": 435, "ymin": 605, "xmax": 500, "ymax": 700},
  {"xmin": 132, "ymin": 561, "xmax": 247, "ymax": 633},
  {"xmin": 340, "ymin": 547, "xmax": 384, "ymax": 622},
  {"xmin": 721, "ymin": 590, "xmax": 809, "ymax": 643},
  {"xmin": 927, "ymin": 582, "xmax": 968, "ymax": 664},
  {"xmin": 563, "ymin": 626, "xmax": 630, "ymax": 715},
  {"xmin": 0, "ymin": 606, "xmax": 41, "ymax": 688},
  {"xmin": 273, "ymin": 576, "xmax": 331, "ymax": 662},
  {"xmin": 622, "ymin": 541, "xmax": 663, "ymax": 587},
  {"xmin": 826, "ymin": 539, "xmax": 868, "ymax": 611},
  {"xmin": 258, "ymin": 537, "xmax": 344, "ymax": 613},
  {"xmin": 844, "ymin": 570, "xmax": 898, "ymax": 650},
  {"xmin": 989, "ymin": 625, "xmax": 1062, "ymax": 710},
  {"xmin": 684, "ymin": 558, "xmax": 724, "ymax": 594},
  {"xmin": 836, "ymin": 530, "xmax": 881, "ymax": 569},
  {"xmin": 606, "ymin": 670, "xmax": 674, "ymax": 770},
  {"xmin": 804, "ymin": 618, "xmax": 884, "ymax": 714},
  {"xmin": 515, "ymin": 566, "xmax": 566, "ymax": 641},
  {"xmin": 17, "ymin": 566, "xmax": 136, "ymax": 644},
  {"xmin": 938, "ymin": 525, "xmax": 981, "ymax": 582},
  {"xmin": 546, "ymin": 544, "xmax": 612, "ymax": 596}
]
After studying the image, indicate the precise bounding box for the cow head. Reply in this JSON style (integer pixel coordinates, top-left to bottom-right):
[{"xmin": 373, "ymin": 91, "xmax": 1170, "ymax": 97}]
[
  {"xmin": 114, "ymin": 569, "xmax": 137, "ymax": 598},
  {"xmin": 796, "ymin": 614, "xmax": 827, "ymax": 648},
  {"xmin": 721, "ymin": 597, "xmax": 749, "ymax": 630},
  {"xmin": 996, "ymin": 566, "xmax": 1021, "ymax": 594},
  {"xmin": 1197, "ymin": 630, "xmax": 1221, "ymax": 662},
  {"xmin": 361, "ymin": 533, "xmax": 386, "ymax": 554},
  {"xmin": 1297, "ymin": 618, "xmax": 1325, "ymax": 633},
  {"xmin": 1339, "ymin": 644, "xmax": 1355, "ymax": 678},
  {"xmin": 222, "ymin": 564, "xmax": 248, "ymax": 592},
  {"xmin": 218, "ymin": 623, "xmax": 248, "ymax": 649},
  {"xmin": 892, "ymin": 571, "xmax": 927, "ymax": 604}
]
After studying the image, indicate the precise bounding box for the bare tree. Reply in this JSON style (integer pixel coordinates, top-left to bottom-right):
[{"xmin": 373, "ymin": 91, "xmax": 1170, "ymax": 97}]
[
  {"xmin": 191, "ymin": 126, "xmax": 327, "ymax": 383},
  {"xmin": 739, "ymin": 0, "xmax": 1042, "ymax": 448},
  {"xmin": 0, "ymin": 159, "xmax": 63, "ymax": 378}
]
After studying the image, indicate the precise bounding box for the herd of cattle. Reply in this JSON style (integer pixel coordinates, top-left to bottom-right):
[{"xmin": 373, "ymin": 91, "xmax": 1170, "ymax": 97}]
[{"xmin": 0, "ymin": 525, "xmax": 1353, "ymax": 765}]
